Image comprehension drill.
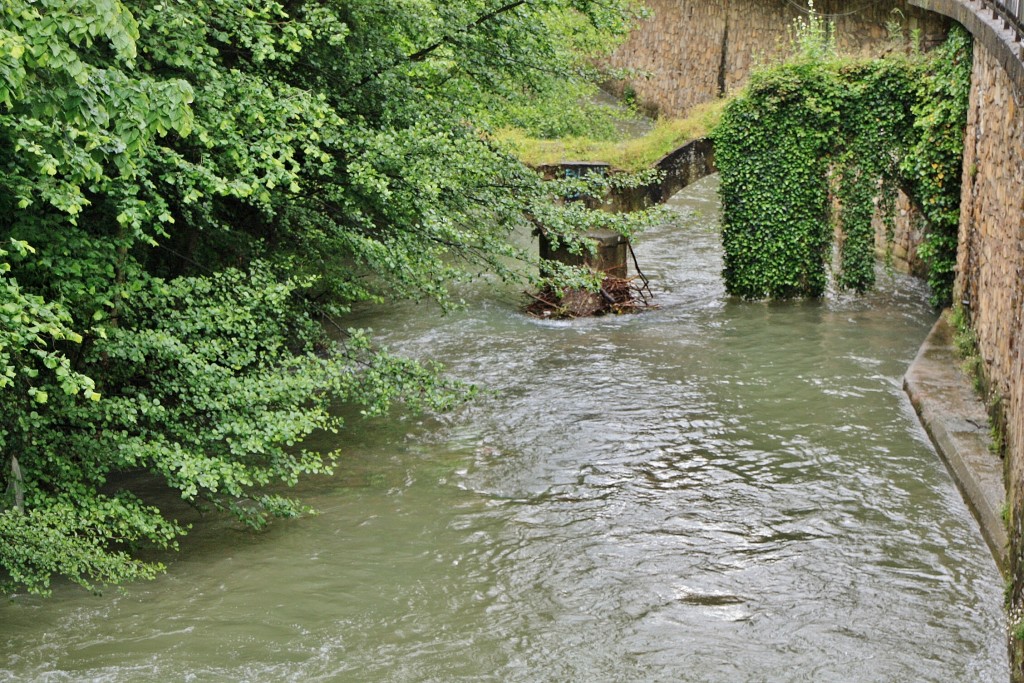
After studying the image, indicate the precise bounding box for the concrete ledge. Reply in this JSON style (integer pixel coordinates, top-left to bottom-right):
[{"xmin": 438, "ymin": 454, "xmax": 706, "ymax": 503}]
[
  {"xmin": 904, "ymin": 311, "xmax": 1008, "ymax": 571},
  {"xmin": 606, "ymin": 137, "xmax": 717, "ymax": 211},
  {"xmin": 535, "ymin": 137, "xmax": 718, "ymax": 213}
]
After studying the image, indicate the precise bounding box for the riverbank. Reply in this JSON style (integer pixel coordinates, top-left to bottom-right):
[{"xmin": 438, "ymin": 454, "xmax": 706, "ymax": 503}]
[{"xmin": 904, "ymin": 309, "xmax": 1008, "ymax": 572}]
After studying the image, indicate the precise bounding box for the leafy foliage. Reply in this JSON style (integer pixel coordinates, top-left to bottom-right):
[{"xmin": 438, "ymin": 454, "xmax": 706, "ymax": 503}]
[
  {"xmin": 900, "ymin": 27, "xmax": 973, "ymax": 305},
  {"xmin": 0, "ymin": 0, "xmax": 649, "ymax": 593},
  {"xmin": 715, "ymin": 22, "xmax": 971, "ymax": 303},
  {"xmin": 832, "ymin": 59, "xmax": 918, "ymax": 292},
  {"xmin": 498, "ymin": 99, "xmax": 726, "ymax": 172},
  {"xmin": 488, "ymin": 79, "xmax": 641, "ymax": 141},
  {"xmin": 715, "ymin": 61, "xmax": 840, "ymax": 298}
]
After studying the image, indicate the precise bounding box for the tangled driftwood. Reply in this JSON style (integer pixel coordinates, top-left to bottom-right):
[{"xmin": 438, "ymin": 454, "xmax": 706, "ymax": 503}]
[{"xmin": 525, "ymin": 274, "xmax": 654, "ymax": 318}]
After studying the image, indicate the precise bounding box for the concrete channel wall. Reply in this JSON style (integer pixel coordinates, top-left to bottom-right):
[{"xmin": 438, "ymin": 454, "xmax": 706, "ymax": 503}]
[
  {"xmin": 535, "ymin": 137, "xmax": 716, "ymax": 212},
  {"xmin": 609, "ymin": 137, "xmax": 717, "ymax": 211}
]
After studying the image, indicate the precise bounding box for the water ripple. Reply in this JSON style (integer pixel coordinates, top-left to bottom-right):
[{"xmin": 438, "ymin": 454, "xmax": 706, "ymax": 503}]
[{"xmin": 0, "ymin": 175, "xmax": 1004, "ymax": 683}]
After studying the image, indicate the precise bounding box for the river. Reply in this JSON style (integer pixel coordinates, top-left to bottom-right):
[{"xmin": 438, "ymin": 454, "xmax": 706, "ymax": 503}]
[{"xmin": 0, "ymin": 175, "xmax": 1007, "ymax": 682}]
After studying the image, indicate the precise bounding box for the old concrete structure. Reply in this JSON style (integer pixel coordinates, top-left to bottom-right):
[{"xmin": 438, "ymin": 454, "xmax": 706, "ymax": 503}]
[
  {"xmin": 608, "ymin": 137, "xmax": 717, "ymax": 211},
  {"xmin": 608, "ymin": 0, "xmax": 1024, "ymax": 678}
]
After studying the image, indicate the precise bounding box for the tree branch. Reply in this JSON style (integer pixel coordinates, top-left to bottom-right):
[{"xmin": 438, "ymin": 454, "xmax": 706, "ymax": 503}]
[{"xmin": 347, "ymin": 0, "xmax": 529, "ymax": 93}]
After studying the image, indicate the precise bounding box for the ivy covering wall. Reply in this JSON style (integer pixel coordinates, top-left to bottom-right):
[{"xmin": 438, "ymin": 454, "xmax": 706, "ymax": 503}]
[{"xmin": 715, "ymin": 24, "xmax": 972, "ymax": 304}]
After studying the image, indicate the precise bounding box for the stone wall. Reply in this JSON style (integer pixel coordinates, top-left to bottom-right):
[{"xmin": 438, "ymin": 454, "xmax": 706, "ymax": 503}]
[
  {"xmin": 607, "ymin": 0, "xmax": 949, "ymax": 116},
  {"xmin": 873, "ymin": 188, "xmax": 929, "ymax": 277},
  {"xmin": 606, "ymin": 1, "xmax": 725, "ymax": 115},
  {"xmin": 603, "ymin": 0, "xmax": 948, "ymax": 275},
  {"xmin": 955, "ymin": 37, "xmax": 1024, "ymax": 680}
]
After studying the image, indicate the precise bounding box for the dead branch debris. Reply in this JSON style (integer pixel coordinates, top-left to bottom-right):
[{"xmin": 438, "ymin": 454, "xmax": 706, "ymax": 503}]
[{"xmin": 525, "ymin": 274, "xmax": 655, "ymax": 318}]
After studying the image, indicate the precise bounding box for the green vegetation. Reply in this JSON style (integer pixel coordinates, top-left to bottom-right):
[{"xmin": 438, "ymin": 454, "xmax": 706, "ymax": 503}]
[
  {"xmin": 950, "ymin": 304, "xmax": 984, "ymax": 394},
  {"xmin": 489, "ymin": 80, "xmax": 643, "ymax": 142},
  {"xmin": 1013, "ymin": 619, "xmax": 1024, "ymax": 643},
  {"xmin": 0, "ymin": 0, "xmax": 654, "ymax": 594},
  {"xmin": 901, "ymin": 29, "xmax": 973, "ymax": 306},
  {"xmin": 950, "ymin": 305, "xmax": 1007, "ymax": 461},
  {"xmin": 498, "ymin": 99, "xmax": 725, "ymax": 172},
  {"xmin": 715, "ymin": 11, "xmax": 971, "ymax": 303}
]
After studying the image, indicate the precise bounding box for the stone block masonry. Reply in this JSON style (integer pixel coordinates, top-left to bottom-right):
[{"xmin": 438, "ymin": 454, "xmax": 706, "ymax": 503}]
[
  {"xmin": 606, "ymin": 0, "xmax": 949, "ymax": 117},
  {"xmin": 957, "ymin": 40, "xmax": 1024, "ymax": 417},
  {"xmin": 873, "ymin": 188, "xmax": 929, "ymax": 276},
  {"xmin": 955, "ymin": 36, "xmax": 1024, "ymax": 681}
]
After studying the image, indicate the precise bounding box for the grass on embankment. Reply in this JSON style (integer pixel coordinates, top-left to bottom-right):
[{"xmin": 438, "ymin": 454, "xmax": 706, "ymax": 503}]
[{"xmin": 495, "ymin": 99, "xmax": 727, "ymax": 173}]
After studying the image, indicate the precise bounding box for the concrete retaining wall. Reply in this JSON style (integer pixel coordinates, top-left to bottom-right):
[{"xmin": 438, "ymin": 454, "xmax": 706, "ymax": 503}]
[
  {"xmin": 609, "ymin": 137, "xmax": 717, "ymax": 211},
  {"xmin": 534, "ymin": 137, "xmax": 717, "ymax": 212}
]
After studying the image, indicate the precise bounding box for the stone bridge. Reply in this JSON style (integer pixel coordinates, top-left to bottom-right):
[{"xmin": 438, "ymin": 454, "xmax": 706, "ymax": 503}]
[{"xmin": 606, "ymin": 1, "xmax": 1024, "ymax": 678}]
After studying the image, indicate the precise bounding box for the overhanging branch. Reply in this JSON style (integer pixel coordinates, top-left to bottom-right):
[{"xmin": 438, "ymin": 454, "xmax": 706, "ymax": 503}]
[{"xmin": 347, "ymin": 0, "xmax": 529, "ymax": 93}]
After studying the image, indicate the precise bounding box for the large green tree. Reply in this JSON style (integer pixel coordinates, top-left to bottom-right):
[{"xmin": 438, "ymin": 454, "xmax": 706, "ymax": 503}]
[{"xmin": 0, "ymin": 0, "xmax": 648, "ymax": 594}]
